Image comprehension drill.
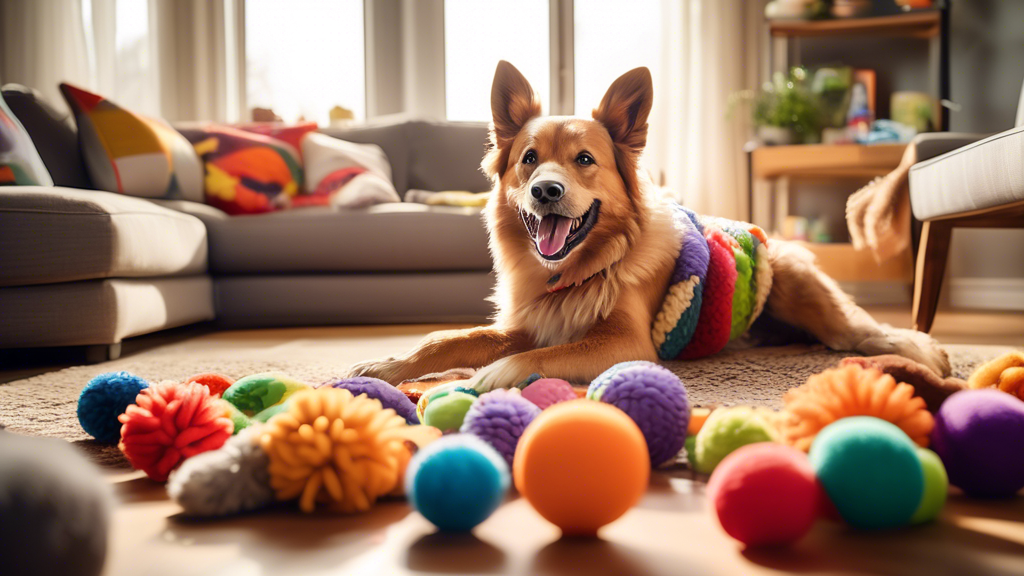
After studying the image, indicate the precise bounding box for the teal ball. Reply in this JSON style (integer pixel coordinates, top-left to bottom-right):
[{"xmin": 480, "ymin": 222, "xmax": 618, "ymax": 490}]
[
  {"xmin": 77, "ymin": 372, "xmax": 149, "ymax": 444},
  {"xmin": 809, "ymin": 417, "xmax": 924, "ymax": 530},
  {"xmin": 405, "ymin": 435, "xmax": 510, "ymax": 531}
]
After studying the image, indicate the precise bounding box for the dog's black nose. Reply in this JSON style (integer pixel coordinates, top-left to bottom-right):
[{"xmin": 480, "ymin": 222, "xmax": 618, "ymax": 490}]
[{"xmin": 531, "ymin": 181, "xmax": 565, "ymax": 203}]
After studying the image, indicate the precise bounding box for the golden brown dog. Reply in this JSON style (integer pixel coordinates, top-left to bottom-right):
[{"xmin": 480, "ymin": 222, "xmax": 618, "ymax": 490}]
[{"xmin": 350, "ymin": 61, "xmax": 950, "ymax": 391}]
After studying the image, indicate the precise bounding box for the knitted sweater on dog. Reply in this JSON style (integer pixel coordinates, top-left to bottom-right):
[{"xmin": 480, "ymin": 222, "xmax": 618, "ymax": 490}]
[{"xmin": 651, "ymin": 205, "xmax": 773, "ymax": 360}]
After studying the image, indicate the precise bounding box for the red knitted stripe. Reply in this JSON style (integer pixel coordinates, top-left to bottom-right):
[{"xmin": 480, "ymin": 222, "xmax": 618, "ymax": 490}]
[{"xmin": 677, "ymin": 229, "xmax": 737, "ymax": 359}]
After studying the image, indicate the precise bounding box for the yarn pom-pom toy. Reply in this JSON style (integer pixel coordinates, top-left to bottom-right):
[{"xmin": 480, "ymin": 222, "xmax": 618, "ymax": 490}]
[
  {"xmin": 1, "ymin": 431, "xmax": 113, "ymax": 576},
  {"xmin": 693, "ymin": 406, "xmax": 776, "ymax": 474},
  {"xmin": 184, "ymin": 373, "xmax": 235, "ymax": 398},
  {"xmin": 930, "ymin": 389, "xmax": 1024, "ymax": 498},
  {"xmin": 422, "ymin": 390, "xmax": 478, "ymax": 432},
  {"xmin": 521, "ymin": 378, "xmax": 577, "ymax": 410},
  {"xmin": 222, "ymin": 373, "xmax": 311, "ymax": 418},
  {"xmin": 77, "ymin": 371, "xmax": 149, "ymax": 444},
  {"xmin": 320, "ymin": 376, "xmax": 420, "ymax": 424},
  {"xmin": 840, "ymin": 355, "xmax": 967, "ymax": 412},
  {"xmin": 118, "ymin": 380, "xmax": 234, "ymax": 481},
  {"xmin": 460, "ymin": 388, "xmax": 541, "ymax": 466},
  {"xmin": 968, "ymin": 351, "xmax": 1024, "ymax": 401},
  {"xmin": 167, "ymin": 425, "xmax": 274, "ymax": 517},
  {"xmin": 780, "ymin": 364, "xmax": 934, "ymax": 451},
  {"xmin": 259, "ymin": 387, "xmax": 431, "ymax": 514},
  {"xmin": 810, "ymin": 417, "xmax": 924, "ymax": 530},
  {"xmin": 514, "ymin": 400, "xmax": 649, "ymax": 536},
  {"xmin": 406, "ymin": 434, "xmax": 510, "ymax": 531},
  {"xmin": 588, "ymin": 362, "xmax": 690, "ymax": 467},
  {"xmin": 707, "ymin": 442, "xmax": 821, "ymax": 547}
]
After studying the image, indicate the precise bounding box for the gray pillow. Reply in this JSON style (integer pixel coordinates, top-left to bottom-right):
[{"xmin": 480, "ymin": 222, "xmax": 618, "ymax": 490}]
[{"xmin": 1, "ymin": 84, "xmax": 93, "ymax": 189}]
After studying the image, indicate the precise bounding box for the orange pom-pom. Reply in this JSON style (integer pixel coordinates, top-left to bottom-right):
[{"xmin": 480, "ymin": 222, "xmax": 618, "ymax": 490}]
[
  {"xmin": 968, "ymin": 351, "xmax": 1024, "ymax": 401},
  {"xmin": 780, "ymin": 364, "xmax": 934, "ymax": 451},
  {"xmin": 118, "ymin": 381, "xmax": 234, "ymax": 481},
  {"xmin": 184, "ymin": 372, "xmax": 235, "ymax": 397}
]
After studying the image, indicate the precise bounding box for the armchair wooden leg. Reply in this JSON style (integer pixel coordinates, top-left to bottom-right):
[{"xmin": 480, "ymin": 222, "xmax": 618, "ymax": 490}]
[{"xmin": 912, "ymin": 220, "xmax": 953, "ymax": 333}]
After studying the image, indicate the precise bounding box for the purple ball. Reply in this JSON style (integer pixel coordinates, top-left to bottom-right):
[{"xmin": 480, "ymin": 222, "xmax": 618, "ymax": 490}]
[
  {"xmin": 587, "ymin": 363, "xmax": 690, "ymax": 467},
  {"xmin": 931, "ymin": 389, "xmax": 1024, "ymax": 498},
  {"xmin": 320, "ymin": 376, "xmax": 419, "ymax": 424},
  {"xmin": 460, "ymin": 389, "xmax": 541, "ymax": 466}
]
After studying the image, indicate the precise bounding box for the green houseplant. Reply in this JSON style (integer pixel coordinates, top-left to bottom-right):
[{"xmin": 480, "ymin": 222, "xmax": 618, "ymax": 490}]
[{"xmin": 731, "ymin": 68, "xmax": 822, "ymax": 145}]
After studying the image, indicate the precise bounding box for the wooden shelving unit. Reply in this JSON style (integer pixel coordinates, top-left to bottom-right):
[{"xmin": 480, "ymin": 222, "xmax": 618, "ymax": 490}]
[
  {"xmin": 769, "ymin": 11, "xmax": 942, "ymax": 39},
  {"xmin": 751, "ymin": 143, "xmax": 907, "ymax": 180}
]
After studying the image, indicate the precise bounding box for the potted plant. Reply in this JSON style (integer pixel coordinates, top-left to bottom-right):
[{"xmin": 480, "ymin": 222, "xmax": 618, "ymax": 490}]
[{"xmin": 731, "ymin": 67, "xmax": 821, "ymax": 145}]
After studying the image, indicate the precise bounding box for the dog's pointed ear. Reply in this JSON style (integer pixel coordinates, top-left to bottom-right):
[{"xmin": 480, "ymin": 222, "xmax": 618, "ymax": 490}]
[
  {"xmin": 484, "ymin": 61, "xmax": 541, "ymax": 179},
  {"xmin": 592, "ymin": 67, "xmax": 653, "ymax": 154}
]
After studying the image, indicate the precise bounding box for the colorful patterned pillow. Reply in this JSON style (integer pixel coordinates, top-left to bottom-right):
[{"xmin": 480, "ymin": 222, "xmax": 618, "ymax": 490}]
[
  {"xmin": 237, "ymin": 122, "xmax": 318, "ymax": 158},
  {"xmin": 178, "ymin": 125, "xmax": 303, "ymax": 215},
  {"xmin": 59, "ymin": 83, "xmax": 202, "ymax": 200},
  {"xmin": 0, "ymin": 90, "xmax": 53, "ymax": 186}
]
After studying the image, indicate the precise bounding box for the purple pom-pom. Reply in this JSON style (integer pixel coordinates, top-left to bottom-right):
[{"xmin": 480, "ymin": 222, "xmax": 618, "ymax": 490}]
[
  {"xmin": 587, "ymin": 363, "xmax": 689, "ymax": 467},
  {"xmin": 522, "ymin": 378, "xmax": 577, "ymax": 410},
  {"xmin": 319, "ymin": 376, "xmax": 419, "ymax": 424},
  {"xmin": 460, "ymin": 389, "xmax": 541, "ymax": 466}
]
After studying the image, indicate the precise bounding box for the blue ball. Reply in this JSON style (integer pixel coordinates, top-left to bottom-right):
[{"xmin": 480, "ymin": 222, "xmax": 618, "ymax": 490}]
[
  {"xmin": 809, "ymin": 416, "xmax": 924, "ymax": 530},
  {"xmin": 77, "ymin": 372, "xmax": 149, "ymax": 444},
  {"xmin": 405, "ymin": 435, "xmax": 510, "ymax": 531}
]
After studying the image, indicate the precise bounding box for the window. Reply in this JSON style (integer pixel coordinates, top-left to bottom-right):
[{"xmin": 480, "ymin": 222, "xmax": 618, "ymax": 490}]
[
  {"xmin": 444, "ymin": 0, "xmax": 550, "ymax": 122},
  {"xmin": 245, "ymin": 0, "xmax": 365, "ymax": 124},
  {"xmin": 573, "ymin": 0, "xmax": 662, "ymax": 115}
]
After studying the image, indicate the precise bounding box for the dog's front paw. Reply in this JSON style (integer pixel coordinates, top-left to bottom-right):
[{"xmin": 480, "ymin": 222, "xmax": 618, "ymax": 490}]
[
  {"xmin": 346, "ymin": 357, "xmax": 407, "ymax": 384},
  {"xmin": 859, "ymin": 326, "xmax": 951, "ymax": 378}
]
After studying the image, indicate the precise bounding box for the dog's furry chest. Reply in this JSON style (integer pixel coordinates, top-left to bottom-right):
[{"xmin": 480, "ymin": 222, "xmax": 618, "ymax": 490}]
[{"xmin": 515, "ymin": 277, "xmax": 623, "ymax": 348}]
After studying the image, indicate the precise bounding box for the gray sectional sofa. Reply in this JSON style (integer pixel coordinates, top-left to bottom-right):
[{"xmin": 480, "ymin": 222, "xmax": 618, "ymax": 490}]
[{"xmin": 0, "ymin": 118, "xmax": 498, "ymax": 358}]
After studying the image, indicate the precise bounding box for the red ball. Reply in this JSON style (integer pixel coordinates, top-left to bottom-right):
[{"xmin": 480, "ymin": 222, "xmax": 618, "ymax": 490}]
[
  {"xmin": 118, "ymin": 381, "xmax": 234, "ymax": 481},
  {"xmin": 707, "ymin": 443, "xmax": 820, "ymax": 547},
  {"xmin": 184, "ymin": 372, "xmax": 235, "ymax": 397}
]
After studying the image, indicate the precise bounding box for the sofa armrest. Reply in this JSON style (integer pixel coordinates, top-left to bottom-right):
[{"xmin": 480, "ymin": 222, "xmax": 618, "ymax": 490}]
[{"xmin": 912, "ymin": 132, "xmax": 990, "ymax": 163}]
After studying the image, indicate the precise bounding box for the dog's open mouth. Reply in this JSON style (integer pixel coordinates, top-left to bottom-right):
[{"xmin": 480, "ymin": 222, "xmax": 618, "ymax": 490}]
[{"xmin": 520, "ymin": 200, "xmax": 600, "ymax": 261}]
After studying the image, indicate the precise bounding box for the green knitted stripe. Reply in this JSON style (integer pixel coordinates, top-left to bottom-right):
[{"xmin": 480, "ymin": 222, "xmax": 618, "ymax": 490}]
[{"xmin": 730, "ymin": 248, "xmax": 755, "ymax": 340}]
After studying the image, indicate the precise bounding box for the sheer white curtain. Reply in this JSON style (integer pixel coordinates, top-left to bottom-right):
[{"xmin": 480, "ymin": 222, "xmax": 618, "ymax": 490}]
[{"xmin": 645, "ymin": 0, "xmax": 765, "ymax": 221}]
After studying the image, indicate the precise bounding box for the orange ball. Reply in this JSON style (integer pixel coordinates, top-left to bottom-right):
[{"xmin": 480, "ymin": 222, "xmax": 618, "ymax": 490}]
[{"xmin": 513, "ymin": 400, "xmax": 649, "ymax": 535}]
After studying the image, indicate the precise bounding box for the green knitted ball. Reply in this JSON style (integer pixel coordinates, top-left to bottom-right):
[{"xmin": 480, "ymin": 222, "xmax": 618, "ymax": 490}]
[
  {"xmin": 910, "ymin": 448, "xmax": 948, "ymax": 524},
  {"xmin": 422, "ymin": 392, "xmax": 477, "ymax": 432},
  {"xmin": 693, "ymin": 406, "xmax": 775, "ymax": 474},
  {"xmin": 809, "ymin": 417, "xmax": 924, "ymax": 530}
]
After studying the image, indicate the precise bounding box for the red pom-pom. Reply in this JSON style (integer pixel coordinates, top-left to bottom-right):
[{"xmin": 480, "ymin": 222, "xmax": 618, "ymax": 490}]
[
  {"xmin": 118, "ymin": 381, "xmax": 234, "ymax": 481},
  {"xmin": 184, "ymin": 372, "xmax": 235, "ymax": 397}
]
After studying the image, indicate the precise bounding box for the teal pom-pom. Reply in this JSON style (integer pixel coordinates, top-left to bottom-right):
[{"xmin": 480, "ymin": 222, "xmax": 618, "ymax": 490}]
[
  {"xmin": 405, "ymin": 435, "xmax": 510, "ymax": 531},
  {"xmin": 810, "ymin": 417, "xmax": 924, "ymax": 530},
  {"xmin": 77, "ymin": 372, "xmax": 149, "ymax": 444}
]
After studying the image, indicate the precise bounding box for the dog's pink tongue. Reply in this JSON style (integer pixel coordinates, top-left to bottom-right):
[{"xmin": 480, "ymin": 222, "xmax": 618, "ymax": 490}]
[{"xmin": 537, "ymin": 215, "xmax": 572, "ymax": 256}]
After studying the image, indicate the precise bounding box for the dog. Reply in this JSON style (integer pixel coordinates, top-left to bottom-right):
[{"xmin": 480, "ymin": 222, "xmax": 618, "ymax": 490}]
[{"xmin": 349, "ymin": 61, "xmax": 951, "ymax": 392}]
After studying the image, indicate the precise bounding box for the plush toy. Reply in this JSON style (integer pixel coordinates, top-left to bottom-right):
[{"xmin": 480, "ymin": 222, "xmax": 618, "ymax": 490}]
[
  {"xmin": 259, "ymin": 388, "xmax": 437, "ymax": 513},
  {"xmin": 422, "ymin": 390, "xmax": 478, "ymax": 433},
  {"xmin": 839, "ymin": 355, "xmax": 967, "ymax": 412},
  {"xmin": 77, "ymin": 371, "xmax": 149, "ymax": 444},
  {"xmin": 0, "ymin": 431, "xmax": 113, "ymax": 576},
  {"xmin": 320, "ymin": 376, "xmax": 420, "ymax": 424},
  {"xmin": 406, "ymin": 435, "xmax": 510, "ymax": 531},
  {"xmin": 460, "ymin": 388, "xmax": 541, "ymax": 466},
  {"xmin": 184, "ymin": 373, "xmax": 235, "ymax": 398},
  {"xmin": 930, "ymin": 389, "xmax": 1024, "ymax": 498},
  {"xmin": 780, "ymin": 364, "xmax": 934, "ymax": 451},
  {"xmin": 588, "ymin": 362, "xmax": 690, "ymax": 467},
  {"xmin": 707, "ymin": 443, "xmax": 821, "ymax": 547},
  {"xmin": 221, "ymin": 373, "xmax": 311, "ymax": 418},
  {"xmin": 910, "ymin": 448, "xmax": 948, "ymax": 524},
  {"xmin": 809, "ymin": 417, "xmax": 924, "ymax": 530},
  {"xmin": 967, "ymin": 351, "xmax": 1024, "ymax": 401},
  {"xmin": 118, "ymin": 380, "xmax": 234, "ymax": 481},
  {"xmin": 693, "ymin": 406, "xmax": 777, "ymax": 474},
  {"xmin": 514, "ymin": 400, "xmax": 649, "ymax": 536},
  {"xmin": 521, "ymin": 378, "xmax": 577, "ymax": 410}
]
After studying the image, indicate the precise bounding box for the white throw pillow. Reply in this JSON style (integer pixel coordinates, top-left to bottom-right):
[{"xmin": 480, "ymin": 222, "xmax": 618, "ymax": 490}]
[
  {"xmin": 302, "ymin": 131, "xmax": 392, "ymax": 192},
  {"xmin": 329, "ymin": 171, "xmax": 401, "ymax": 209}
]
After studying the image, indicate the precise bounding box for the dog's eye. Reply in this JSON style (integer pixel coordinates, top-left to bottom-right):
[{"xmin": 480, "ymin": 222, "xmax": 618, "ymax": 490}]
[
  {"xmin": 522, "ymin": 150, "xmax": 537, "ymax": 165},
  {"xmin": 576, "ymin": 153, "xmax": 595, "ymax": 166}
]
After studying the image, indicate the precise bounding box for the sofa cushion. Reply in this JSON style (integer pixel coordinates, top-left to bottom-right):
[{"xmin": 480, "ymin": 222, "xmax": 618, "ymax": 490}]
[
  {"xmin": 0, "ymin": 187, "xmax": 208, "ymax": 287},
  {"xmin": 0, "ymin": 89, "xmax": 52, "ymax": 186},
  {"xmin": 910, "ymin": 125, "xmax": 1024, "ymax": 221},
  {"xmin": 161, "ymin": 201, "xmax": 491, "ymax": 274},
  {"xmin": 1, "ymin": 84, "xmax": 93, "ymax": 189}
]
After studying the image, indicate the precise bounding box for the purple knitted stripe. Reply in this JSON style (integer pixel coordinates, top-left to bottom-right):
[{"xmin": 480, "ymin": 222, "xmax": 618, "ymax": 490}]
[{"xmin": 670, "ymin": 210, "xmax": 710, "ymax": 284}]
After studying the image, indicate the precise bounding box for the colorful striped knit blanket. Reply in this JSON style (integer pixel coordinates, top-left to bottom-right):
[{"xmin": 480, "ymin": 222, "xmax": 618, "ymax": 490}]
[{"xmin": 651, "ymin": 205, "xmax": 773, "ymax": 360}]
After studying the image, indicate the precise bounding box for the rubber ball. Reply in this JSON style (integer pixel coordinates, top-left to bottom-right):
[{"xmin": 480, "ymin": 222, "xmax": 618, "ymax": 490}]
[
  {"xmin": 514, "ymin": 400, "xmax": 649, "ymax": 536},
  {"xmin": 693, "ymin": 406, "xmax": 776, "ymax": 474},
  {"xmin": 809, "ymin": 417, "xmax": 923, "ymax": 529},
  {"xmin": 707, "ymin": 443, "xmax": 820, "ymax": 547},
  {"xmin": 910, "ymin": 447, "xmax": 948, "ymax": 524},
  {"xmin": 405, "ymin": 435, "xmax": 510, "ymax": 531},
  {"xmin": 422, "ymin": 391, "xmax": 477, "ymax": 432},
  {"xmin": 77, "ymin": 371, "xmax": 149, "ymax": 444},
  {"xmin": 321, "ymin": 376, "xmax": 420, "ymax": 424},
  {"xmin": 930, "ymin": 389, "xmax": 1024, "ymax": 498}
]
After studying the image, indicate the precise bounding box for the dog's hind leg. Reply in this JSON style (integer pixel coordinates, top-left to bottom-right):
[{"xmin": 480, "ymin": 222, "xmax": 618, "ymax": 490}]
[{"xmin": 764, "ymin": 240, "xmax": 951, "ymax": 376}]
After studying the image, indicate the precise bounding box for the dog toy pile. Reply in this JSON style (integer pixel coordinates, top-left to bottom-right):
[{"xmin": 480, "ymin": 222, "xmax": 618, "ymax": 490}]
[{"xmin": 651, "ymin": 206, "xmax": 773, "ymax": 361}]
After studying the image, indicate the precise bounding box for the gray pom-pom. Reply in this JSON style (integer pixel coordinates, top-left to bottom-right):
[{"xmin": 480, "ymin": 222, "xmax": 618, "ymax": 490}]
[
  {"xmin": 0, "ymin": 432, "xmax": 112, "ymax": 576},
  {"xmin": 167, "ymin": 425, "xmax": 274, "ymax": 516}
]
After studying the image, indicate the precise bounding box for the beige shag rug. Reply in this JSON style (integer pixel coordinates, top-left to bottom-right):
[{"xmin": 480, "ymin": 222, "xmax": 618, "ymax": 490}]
[{"xmin": 0, "ymin": 342, "xmax": 1015, "ymax": 467}]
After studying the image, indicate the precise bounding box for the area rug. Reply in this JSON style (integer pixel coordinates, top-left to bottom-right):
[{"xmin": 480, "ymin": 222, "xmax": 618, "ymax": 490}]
[{"xmin": 0, "ymin": 343, "xmax": 1016, "ymax": 467}]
